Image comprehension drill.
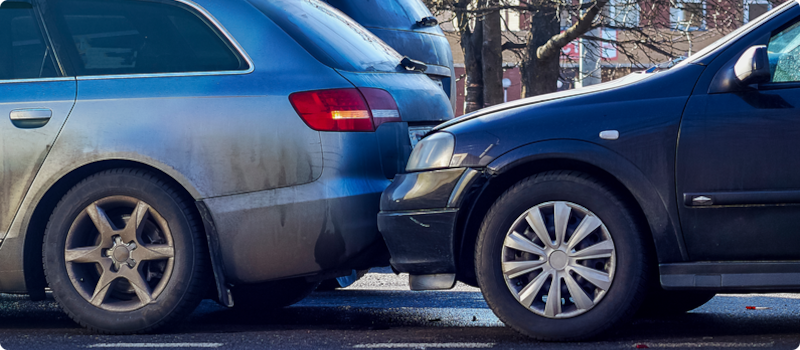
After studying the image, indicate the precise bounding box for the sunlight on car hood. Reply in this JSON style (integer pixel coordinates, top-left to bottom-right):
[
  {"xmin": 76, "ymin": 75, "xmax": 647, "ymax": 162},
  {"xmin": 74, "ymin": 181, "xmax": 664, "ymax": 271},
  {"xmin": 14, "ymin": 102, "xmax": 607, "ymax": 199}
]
[{"xmin": 434, "ymin": 72, "xmax": 653, "ymax": 131}]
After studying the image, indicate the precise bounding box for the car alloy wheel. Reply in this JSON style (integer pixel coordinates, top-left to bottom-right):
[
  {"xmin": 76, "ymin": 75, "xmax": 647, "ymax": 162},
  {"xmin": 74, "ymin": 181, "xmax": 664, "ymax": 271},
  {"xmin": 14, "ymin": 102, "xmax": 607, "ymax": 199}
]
[
  {"xmin": 43, "ymin": 169, "xmax": 207, "ymax": 334},
  {"xmin": 63, "ymin": 196, "xmax": 175, "ymax": 312},
  {"xmin": 502, "ymin": 201, "xmax": 616, "ymax": 319}
]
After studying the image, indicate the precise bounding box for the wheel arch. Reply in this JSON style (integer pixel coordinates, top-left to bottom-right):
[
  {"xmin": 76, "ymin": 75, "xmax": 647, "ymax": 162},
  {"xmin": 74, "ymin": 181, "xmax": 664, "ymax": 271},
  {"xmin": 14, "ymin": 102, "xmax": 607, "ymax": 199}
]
[
  {"xmin": 455, "ymin": 139, "xmax": 685, "ymax": 285},
  {"xmin": 21, "ymin": 159, "xmax": 211, "ymax": 301}
]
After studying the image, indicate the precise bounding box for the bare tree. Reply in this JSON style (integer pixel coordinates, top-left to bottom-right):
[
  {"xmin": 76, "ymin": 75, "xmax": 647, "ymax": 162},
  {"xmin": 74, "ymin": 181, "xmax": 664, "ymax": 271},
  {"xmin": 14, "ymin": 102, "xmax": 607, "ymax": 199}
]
[
  {"xmin": 450, "ymin": 0, "xmax": 504, "ymax": 113},
  {"xmin": 427, "ymin": 0, "xmax": 784, "ymax": 104}
]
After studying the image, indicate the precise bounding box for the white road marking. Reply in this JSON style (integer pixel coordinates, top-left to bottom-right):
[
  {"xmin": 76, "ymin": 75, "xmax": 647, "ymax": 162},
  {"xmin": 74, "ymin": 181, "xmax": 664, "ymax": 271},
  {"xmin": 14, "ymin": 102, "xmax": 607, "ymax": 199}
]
[
  {"xmin": 354, "ymin": 343, "xmax": 494, "ymax": 349},
  {"xmin": 88, "ymin": 343, "xmax": 223, "ymax": 348},
  {"xmin": 641, "ymin": 342, "xmax": 774, "ymax": 348}
]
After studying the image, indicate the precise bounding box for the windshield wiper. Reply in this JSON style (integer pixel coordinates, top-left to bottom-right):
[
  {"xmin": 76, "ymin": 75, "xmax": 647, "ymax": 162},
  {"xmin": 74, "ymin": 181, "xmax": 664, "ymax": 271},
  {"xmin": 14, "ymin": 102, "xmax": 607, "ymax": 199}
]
[{"xmin": 399, "ymin": 56, "xmax": 427, "ymax": 72}]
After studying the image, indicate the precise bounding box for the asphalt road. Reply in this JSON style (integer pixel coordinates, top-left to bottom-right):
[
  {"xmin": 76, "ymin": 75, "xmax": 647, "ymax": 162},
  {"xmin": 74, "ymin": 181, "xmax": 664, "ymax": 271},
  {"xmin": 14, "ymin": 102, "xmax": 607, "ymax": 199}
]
[{"xmin": 0, "ymin": 268, "xmax": 798, "ymax": 350}]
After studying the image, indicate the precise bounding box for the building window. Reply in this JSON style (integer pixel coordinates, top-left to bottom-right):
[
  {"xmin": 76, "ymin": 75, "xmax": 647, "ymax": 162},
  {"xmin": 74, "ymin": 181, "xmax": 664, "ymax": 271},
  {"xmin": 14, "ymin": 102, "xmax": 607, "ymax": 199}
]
[
  {"xmin": 671, "ymin": 0, "xmax": 706, "ymax": 31},
  {"xmin": 744, "ymin": 0, "xmax": 771, "ymax": 23},
  {"xmin": 501, "ymin": 0, "xmax": 520, "ymax": 31},
  {"xmin": 559, "ymin": 7, "xmax": 572, "ymax": 30},
  {"xmin": 608, "ymin": 0, "xmax": 640, "ymax": 28}
]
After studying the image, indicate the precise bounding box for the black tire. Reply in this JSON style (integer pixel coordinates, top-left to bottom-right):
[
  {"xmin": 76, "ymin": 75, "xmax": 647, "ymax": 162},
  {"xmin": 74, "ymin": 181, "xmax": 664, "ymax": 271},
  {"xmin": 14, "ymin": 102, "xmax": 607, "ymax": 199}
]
[
  {"xmin": 232, "ymin": 278, "xmax": 320, "ymax": 311},
  {"xmin": 43, "ymin": 169, "xmax": 208, "ymax": 334},
  {"xmin": 475, "ymin": 171, "xmax": 650, "ymax": 341},
  {"xmin": 638, "ymin": 289, "xmax": 716, "ymax": 316}
]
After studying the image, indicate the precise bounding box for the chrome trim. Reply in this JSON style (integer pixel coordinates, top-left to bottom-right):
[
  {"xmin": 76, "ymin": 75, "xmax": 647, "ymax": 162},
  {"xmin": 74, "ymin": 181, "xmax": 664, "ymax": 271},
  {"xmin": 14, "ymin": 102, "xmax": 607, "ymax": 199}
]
[
  {"xmin": 173, "ymin": 0, "xmax": 254, "ymax": 73},
  {"xmin": 77, "ymin": 0, "xmax": 254, "ymax": 81},
  {"xmin": 77, "ymin": 70, "xmax": 251, "ymax": 81},
  {"xmin": 10, "ymin": 108, "xmax": 52, "ymax": 120},
  {"xmin": 0, "ymin": 77, "xmax": 75, "ymax": 84}
]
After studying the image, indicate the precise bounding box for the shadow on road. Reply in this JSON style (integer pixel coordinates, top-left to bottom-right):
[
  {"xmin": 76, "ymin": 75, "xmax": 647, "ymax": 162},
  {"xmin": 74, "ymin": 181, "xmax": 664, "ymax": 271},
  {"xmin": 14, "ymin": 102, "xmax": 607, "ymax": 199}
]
[{"xmin": 0, "ymin": 290, "xmax": 796, "ymax": 345}]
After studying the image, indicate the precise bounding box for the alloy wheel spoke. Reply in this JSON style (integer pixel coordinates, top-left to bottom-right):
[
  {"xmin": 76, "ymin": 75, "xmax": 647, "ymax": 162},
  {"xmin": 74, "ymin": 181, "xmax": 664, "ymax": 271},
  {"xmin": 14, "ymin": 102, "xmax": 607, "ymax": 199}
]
[
  {"xmin": 132, "ymin": 244, "xmax": 174, "ymax": 262},
  {"xmin": 65, "ymin": 246, "xmax": 103, "ymax": 264},
  {"xmin": 553, "ymin": 202, "xmax": 571, "ymax": 247},
  {"xmin": 120, "ymin": 266, "xmax": 153, "ymax": 305},
  {"xmin": 564, "ymin": 272, "xmax": 594, "ymax": 310},
  {"xmin": 525, "ymin": 208, "xmax": 553, "ymax": 248},
  {"xmin": 121, "ymin": 201, "xmax": 151, "ymax": 243},
  {"xmin": 570, "ymin": 264, "xmax": 611, "ymax": 290},
  {"xmin": 544, "ymin": 271, "xmax": 562, "ymax": 317},
  {"xmin": 566, "ymin": 214, "xmax": 602, "ymax": 251},
  {"xmin": 504, "ymin": 231, "xmax": 546, "ymax": 257},
  {"xmin": 570, "ymin": 240, "xmax": 614, "ymax": 260},
  {"xmin": 503, "ymin": 259, "xmax": 546, "ymax": 279},
  {"xmin": 86, "ymin": 203, "xmax": 118, "ymax": 245},
  {"xmin": 90, "ymin": 260, "xmax": 118, "ymax": 307},
  {"xmin": 518, "ymin": 269, "xmax": 552, "ymax": 308}
]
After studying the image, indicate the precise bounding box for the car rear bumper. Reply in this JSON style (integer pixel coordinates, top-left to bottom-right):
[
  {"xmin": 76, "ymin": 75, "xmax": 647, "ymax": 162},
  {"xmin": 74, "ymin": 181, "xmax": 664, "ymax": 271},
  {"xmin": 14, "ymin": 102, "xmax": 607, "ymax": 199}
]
[{"xmin": 377, "ymin": 167, "xmax": 482, "ymax": 280}]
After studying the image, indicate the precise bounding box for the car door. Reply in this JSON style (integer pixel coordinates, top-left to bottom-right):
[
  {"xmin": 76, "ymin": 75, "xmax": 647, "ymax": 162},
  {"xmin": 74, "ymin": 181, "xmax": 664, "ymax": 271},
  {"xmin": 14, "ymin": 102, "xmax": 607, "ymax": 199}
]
[
  {"xmin": 676, "ymin": 9, "xmax": 800, "ymax": 261},
  {"xmin": 0, "ymin": 0, "xmax": 75, "ymax": 236}
]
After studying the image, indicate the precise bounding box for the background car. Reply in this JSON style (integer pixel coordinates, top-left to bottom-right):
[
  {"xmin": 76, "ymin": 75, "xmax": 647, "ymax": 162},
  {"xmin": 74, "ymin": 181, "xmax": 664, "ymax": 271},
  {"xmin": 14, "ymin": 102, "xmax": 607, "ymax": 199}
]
[
  {"xmin": 378, "ymin": 0, "xmax": 800, "ymax": 341},
  {"xmin": 314, "ymin": 0, "xmax": 457, "ymax": 291},
  {"xmin": 0, "ymin": 0, "xmax": 452, "ymax": 333},
  {"xmin": 326, "ymin": 0, "xmax": 457, "ymax": 112}
]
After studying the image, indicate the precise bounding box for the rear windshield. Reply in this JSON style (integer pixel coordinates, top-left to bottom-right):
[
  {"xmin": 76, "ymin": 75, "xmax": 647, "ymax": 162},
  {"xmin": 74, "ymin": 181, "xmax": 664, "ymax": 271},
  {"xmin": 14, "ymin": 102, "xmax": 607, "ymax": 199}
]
[
  {"xmin": 251, "ymin": 0, "xmax": 403, "ymax": 73},
  {"xmin": 324, "ymin": 0, "xmax": 434, "ymax": 30}
]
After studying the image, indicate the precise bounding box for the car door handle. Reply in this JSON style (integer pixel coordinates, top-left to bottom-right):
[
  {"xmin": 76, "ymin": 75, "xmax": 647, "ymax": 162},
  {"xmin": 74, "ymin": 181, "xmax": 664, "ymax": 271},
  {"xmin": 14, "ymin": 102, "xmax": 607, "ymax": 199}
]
[{"xmin": 10, "ymin": 108, "xmax": 52, "ymax": 128}]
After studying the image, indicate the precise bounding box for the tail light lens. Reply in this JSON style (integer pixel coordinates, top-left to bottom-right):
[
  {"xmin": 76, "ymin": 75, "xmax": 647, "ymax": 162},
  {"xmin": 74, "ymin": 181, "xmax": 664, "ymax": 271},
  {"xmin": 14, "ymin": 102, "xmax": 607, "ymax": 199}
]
[{"xmin": 289, "ymin": 88, "xmax": 401, "ymax": 132}]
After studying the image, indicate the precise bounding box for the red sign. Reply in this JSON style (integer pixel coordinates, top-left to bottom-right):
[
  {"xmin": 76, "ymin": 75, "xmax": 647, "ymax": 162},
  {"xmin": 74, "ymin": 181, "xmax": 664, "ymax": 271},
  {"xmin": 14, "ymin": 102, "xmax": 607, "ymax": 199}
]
[{"xmin": 560, "ymin": 29, "xmax": 617, "ymax": 61}]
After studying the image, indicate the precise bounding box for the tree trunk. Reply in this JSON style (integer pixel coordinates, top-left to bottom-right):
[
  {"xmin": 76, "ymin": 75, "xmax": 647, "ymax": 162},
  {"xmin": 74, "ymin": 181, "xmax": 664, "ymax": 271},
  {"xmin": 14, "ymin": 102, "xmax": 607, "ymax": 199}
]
[
  {"xmin": 520, "ymin": 3, "xmax": 562, "ymax": 97},
  {"xmin": 481, "ymin": 1, "xmax": 504, "ymax": 107},
  {"xmin": 458, "ymin": 5, "xmax": 484, "ymax": 114}
]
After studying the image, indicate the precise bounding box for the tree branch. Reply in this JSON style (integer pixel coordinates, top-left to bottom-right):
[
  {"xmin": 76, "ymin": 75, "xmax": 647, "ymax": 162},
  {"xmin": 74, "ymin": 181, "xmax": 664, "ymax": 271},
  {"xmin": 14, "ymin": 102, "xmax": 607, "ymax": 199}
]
[{"xmin": 536, "ymin": 0, "xmax": 610, "ymax": 60}]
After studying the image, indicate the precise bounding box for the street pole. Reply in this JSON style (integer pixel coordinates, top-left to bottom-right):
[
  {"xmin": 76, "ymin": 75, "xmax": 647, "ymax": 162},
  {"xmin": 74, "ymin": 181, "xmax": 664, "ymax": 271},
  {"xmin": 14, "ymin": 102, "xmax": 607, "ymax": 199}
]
[{"xmin": 576, "ymin": 0, "xmax": 602, "ymax": 88}]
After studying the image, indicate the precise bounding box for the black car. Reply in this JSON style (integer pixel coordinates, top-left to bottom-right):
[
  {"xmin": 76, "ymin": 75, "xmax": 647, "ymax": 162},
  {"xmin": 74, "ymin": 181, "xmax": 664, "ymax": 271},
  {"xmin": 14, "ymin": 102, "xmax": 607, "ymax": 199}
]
[{"xmin": 378, "ymin": 0, "xmax": 800, "ymax": 341}]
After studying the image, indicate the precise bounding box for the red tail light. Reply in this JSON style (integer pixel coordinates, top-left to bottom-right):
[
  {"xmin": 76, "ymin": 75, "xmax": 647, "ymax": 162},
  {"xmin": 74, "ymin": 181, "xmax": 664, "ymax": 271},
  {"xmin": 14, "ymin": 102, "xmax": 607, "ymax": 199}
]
[{"xmin": 289, "ymin": 88, "xmax": 401, "ymax": 132}]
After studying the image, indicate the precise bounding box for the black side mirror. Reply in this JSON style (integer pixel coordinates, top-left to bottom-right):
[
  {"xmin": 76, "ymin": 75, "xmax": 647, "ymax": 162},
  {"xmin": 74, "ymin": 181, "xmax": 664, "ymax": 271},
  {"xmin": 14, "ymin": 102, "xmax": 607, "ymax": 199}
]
[
  {"xmin": 734, "ymin": 45, "xmax": 770, "ymax": 85},
  {"xmin": 709, "ymin": 45, "xmax": 771, "ymax": 94}
]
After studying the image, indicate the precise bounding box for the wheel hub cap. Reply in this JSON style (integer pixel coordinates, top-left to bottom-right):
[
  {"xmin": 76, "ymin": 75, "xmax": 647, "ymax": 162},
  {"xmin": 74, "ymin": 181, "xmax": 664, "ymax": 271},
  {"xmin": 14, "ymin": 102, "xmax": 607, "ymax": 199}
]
[
  {"xmin": 501, "ymin": 201, "xmax": 617, "ymax": 319},
  {"xmin": 548, "ymin": 250, "xmax": 569, "ymax": 270},
  {"xmin": 106, "ymin": 236, "xmax": 137, "ymax": 270}
]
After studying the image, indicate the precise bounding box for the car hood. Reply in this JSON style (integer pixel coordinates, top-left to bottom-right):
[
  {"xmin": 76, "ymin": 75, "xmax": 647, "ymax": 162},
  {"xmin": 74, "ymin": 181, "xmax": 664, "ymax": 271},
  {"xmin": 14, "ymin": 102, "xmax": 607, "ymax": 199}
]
[
  {"xmin": 436, "ymin": 63, "xmax": 708, "ymax": 168},
  {"xmin": 434, "ymin": 71, "xmax": 653, "ymax": 131}
]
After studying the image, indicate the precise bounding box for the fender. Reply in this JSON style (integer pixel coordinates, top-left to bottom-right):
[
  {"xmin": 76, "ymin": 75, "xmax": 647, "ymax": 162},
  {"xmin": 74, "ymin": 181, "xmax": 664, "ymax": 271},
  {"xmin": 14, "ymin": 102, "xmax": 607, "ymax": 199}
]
[
  {"xmin": 0, "ymin": 155, "xmax": 205, "ymax": 298},
  {"xmin": 485, "ymin": 139, "xmax": 687, "ymax": 264}
]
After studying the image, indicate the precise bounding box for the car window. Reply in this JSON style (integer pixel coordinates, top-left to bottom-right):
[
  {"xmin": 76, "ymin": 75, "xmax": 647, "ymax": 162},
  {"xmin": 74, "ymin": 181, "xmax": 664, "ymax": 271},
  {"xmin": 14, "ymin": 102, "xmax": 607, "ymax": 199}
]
[
  {"xmin": 0, "ymin": 2, "xmax": 59, "ymax": 80},
  {"xmin": 50, "ymin": 0, "xmax": 247, "ymax": 76},
  {"xmin": 251, "ymin": 0, "xmax": 403, "ymax": 73},
  {"xmin": 769, "ymin": 20, "xmax": 800, "ymax": 82}
]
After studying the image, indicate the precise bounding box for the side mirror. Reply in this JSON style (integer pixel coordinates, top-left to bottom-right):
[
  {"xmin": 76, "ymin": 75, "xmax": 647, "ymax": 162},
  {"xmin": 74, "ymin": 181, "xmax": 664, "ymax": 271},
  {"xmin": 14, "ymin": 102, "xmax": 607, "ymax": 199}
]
[
  {"xmin": 709, "ymin": 45, "xmax": 771, "ymax": 94},
  {"xmin": 734, "ymin": 45, "xmax": 770, "ymax": 85}
]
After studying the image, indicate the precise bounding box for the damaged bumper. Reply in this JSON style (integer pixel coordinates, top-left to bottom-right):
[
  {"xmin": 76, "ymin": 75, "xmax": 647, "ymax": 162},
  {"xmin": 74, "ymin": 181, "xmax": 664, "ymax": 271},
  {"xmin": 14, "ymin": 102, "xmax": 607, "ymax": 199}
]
[{"xmin": 377, "ymin": 167, "xmax": 482, "ymax": 289}]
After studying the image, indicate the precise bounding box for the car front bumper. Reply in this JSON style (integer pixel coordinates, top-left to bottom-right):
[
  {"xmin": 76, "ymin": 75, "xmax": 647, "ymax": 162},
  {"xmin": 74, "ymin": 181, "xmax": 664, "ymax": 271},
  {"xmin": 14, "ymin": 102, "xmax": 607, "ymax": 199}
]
[{"xmin": 377, "ymin": 167, "xmax": 482, "ymax": 289}]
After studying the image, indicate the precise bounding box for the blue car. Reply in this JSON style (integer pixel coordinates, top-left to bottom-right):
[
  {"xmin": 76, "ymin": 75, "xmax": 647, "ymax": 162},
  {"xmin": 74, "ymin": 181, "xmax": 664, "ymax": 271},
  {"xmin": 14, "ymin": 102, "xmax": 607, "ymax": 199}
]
[{"xmin": 0, "ymin": 0, "xmax": 452, "ymax": 333}]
